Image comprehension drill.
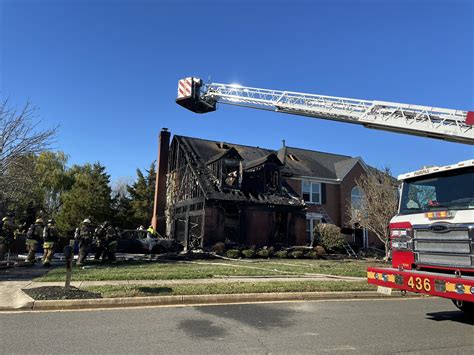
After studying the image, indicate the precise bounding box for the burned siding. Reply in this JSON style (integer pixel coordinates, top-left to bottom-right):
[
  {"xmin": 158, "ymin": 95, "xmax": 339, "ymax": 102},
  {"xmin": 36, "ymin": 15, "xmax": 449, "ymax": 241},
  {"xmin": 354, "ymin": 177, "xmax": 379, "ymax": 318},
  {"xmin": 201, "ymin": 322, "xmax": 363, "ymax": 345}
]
[{"xmin": 165, "ymin": 136, "xmax": 306, "ymax": 250}]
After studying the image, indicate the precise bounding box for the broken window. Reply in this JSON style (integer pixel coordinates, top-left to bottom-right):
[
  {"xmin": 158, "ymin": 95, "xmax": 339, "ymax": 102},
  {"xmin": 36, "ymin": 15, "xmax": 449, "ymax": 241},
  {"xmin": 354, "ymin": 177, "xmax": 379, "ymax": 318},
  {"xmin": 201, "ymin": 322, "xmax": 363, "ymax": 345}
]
[
  {"xmin": 222, "ymin": 159, "xmax": 241, "ymax": 188},
  {"xmin": 266, "ymin": 169, "xmax": 280, "ymax": 192}
]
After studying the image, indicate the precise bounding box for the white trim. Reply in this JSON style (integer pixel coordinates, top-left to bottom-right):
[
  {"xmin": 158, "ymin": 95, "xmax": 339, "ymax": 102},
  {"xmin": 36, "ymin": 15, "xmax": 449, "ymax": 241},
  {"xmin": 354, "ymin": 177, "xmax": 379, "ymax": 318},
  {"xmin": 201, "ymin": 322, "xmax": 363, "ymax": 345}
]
[
  {"xmin": 292, "ymin": 176, "xmax": 340, "ymax": 184},
  {"xmin": 306, "ymin": 212, "xmax": 323, "ymax": 219},
  {"xmin": 306, "ymin": 215, "xmax": 323, "ymax": 243}
]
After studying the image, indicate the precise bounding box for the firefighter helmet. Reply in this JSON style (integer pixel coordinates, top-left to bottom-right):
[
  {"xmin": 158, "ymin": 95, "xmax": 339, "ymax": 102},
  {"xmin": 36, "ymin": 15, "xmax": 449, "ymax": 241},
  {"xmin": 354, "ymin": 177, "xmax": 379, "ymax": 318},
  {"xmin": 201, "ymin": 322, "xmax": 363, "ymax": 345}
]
[
  {"xmin": 83, "ymin": 218, "xmax": 91, "ymax": 224},
  {"xmin": 35, "ymin": 218, "xmax": 44, "ymax": 224}
]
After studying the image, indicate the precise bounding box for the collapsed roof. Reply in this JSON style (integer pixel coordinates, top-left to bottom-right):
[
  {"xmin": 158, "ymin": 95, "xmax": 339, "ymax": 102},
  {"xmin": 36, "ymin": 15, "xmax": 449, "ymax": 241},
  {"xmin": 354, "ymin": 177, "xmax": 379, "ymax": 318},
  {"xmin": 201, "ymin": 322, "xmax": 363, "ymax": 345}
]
[{"xmin": 172, "ymin": 135, "xmax": 365, "ymax": 207}]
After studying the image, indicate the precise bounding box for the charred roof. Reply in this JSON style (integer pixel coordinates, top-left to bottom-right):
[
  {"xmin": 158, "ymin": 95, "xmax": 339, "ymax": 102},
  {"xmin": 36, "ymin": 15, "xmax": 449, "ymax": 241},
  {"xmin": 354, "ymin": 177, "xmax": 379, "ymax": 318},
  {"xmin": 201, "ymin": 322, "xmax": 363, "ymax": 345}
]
[
  {"xmin": 170, "ymin": 135, "xmax": 367, "ymax": 208},
  {"xmin": 173, "ymin": 135, "xmax": 364, "ymax": 180}
]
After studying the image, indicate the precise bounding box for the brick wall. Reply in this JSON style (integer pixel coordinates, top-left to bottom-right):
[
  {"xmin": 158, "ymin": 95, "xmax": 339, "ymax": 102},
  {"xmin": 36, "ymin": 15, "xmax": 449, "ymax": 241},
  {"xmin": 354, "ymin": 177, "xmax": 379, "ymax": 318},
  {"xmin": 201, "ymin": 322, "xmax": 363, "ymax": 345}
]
[{"xmin": 285, "ymin": 177, "xmax": 341, "ymax": 226}]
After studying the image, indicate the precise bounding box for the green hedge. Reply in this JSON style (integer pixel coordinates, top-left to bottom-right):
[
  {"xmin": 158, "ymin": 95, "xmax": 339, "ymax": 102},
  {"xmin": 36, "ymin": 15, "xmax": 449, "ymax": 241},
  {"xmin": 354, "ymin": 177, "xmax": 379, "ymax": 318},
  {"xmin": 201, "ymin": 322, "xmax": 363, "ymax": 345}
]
[{"xmin": 225, "ymin": 249, "xmax": 241, "ymax": 259}]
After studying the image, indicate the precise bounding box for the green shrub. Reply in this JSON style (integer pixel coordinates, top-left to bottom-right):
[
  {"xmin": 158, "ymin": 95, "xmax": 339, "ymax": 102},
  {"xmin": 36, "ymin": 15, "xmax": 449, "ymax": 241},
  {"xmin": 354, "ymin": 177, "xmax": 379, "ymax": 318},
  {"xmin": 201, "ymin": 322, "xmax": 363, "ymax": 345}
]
[
  {"xmin": 213, "ymin": 242, "xmax": 226, "ymax": 255},
  {"xmin": 241, "ymin": 249, "xmax": 255, "ymax": 258},
  {"xmin": 225, "ymin": 249, "xmax": 241, "ymax": 259},
  {"xmin": 256, "ymin": 249, "xmax": 271, "ymax": 258},
  {"xmin": 292, "ymin": 247, "xmax": 309, "ymax": 253},
  {"xmin": 313, "ymin": 224, "xmax": 344, "ymax": 251},
  {"xmin": 274, "ymin": 250, "xmax": 288, "ymax": 258},
  {"xmin": 305, "ymin": 251, "xmax": 319, "ymax": 259},
  {"xmin": 314, "ymin": 245, "xmax": 327, "ymax": 257},
  {"xmin": 290, "ymin": 250, "xmax": 304, "ymax": 259}
]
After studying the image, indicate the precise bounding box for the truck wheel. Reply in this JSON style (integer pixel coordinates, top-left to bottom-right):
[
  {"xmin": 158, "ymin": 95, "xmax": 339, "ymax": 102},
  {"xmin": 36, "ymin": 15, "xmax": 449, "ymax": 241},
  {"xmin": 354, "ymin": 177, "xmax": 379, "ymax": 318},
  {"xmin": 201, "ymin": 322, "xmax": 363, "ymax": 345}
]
[{"xmin": 452, "ymin": 300, "xmax": 474, "ymax": 316}]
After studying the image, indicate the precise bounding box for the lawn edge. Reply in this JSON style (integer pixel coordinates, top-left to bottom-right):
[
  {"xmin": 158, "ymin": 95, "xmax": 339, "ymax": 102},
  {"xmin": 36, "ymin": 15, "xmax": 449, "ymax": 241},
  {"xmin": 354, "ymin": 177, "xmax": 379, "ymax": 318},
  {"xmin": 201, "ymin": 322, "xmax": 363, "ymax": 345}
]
[{"xmin": 16, "ymin": 291, "xmax": 426, "ymax": 311}]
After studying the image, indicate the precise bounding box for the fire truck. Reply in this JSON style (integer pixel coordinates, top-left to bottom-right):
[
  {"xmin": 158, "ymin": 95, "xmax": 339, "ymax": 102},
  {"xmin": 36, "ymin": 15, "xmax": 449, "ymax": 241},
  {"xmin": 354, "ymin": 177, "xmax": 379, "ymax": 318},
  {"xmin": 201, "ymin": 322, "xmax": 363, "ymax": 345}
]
[
  {"xmin": 176, "ymin": 77, "xmax": 474, "ymax": 314},
  {"xmin": 367, "ymin": 160, "xmax": 474, "ymax": 315}
]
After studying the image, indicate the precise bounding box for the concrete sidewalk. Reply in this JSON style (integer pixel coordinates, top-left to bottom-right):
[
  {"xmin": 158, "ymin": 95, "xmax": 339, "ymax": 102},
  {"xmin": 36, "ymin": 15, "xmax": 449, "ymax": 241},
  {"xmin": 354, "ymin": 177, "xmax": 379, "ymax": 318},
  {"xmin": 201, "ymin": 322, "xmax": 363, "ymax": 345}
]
[{"xmin": 0, "ymin": 281, "xmax": 35, "ymax": 310}]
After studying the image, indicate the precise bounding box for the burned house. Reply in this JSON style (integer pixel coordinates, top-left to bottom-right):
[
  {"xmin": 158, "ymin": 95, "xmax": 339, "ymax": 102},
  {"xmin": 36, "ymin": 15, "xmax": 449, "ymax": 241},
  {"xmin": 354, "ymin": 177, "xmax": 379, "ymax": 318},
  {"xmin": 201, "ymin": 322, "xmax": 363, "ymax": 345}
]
[
  {"xmin": 162, "ymin": 134, "xmax": 306, "ymax": 250},
  {"xmin": 152, "ymin": 129, "xmax": 377, "ymax": 250}
]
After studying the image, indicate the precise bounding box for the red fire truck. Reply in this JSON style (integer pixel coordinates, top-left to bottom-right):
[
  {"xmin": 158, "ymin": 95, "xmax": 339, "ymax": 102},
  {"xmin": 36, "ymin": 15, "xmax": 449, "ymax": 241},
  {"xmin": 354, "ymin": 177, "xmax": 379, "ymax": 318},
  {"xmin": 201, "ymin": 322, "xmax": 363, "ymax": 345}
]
[
  {"xmin": 367, "ymin": 160, "xmax": 474, "ymax": 314},
  {"xmin": 176, "ymin": 77, "xmax": 474, "ymax": 314}
]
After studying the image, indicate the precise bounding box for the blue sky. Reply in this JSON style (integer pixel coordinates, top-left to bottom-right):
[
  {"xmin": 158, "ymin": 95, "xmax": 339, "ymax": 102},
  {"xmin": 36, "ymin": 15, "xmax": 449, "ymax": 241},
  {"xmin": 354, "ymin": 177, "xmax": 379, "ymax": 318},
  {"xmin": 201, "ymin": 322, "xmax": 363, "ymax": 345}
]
[{"xmin": 1, "ymin": 0, "xmax": 473, "ymax": 182}]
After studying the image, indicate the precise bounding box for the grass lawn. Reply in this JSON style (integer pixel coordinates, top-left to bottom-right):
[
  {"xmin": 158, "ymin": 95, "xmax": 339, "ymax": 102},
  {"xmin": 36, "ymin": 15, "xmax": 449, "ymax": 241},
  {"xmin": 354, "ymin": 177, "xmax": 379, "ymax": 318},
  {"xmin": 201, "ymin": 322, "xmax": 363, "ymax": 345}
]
[
  {"xmin": 84, "ymin": 280, "xmax": 377, "ymax": 298},
  {"xmin": 36, "ymin": 258, "xmax": 388, "ymax": 282}
]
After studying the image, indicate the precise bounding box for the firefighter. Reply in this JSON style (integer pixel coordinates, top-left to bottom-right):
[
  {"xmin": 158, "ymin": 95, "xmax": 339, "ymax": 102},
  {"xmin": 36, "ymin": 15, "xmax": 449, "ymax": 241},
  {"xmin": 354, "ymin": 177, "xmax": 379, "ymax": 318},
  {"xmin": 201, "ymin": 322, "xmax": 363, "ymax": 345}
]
[
  {"xmin": 25, "ymin": 218, "xmax": 44, "ymax": 264},
  {"xmin": 0, "ymin": 213, "xmax": 17, "ymax": 261},
  {"xmin": 104, "ymin": 222, "xmax": 118, "ymax": 262},
  {"xmin": 42, "ymin": 219, "xmax": 59, "ymax": 267},
  {"xmin": 94, "ymin": 222, "xmax": 107, "ymax": 261},
  {"xmin": 75, "ymin": 218, "xmax": 94, "ymax": 266},
  {"xmin": 146, "ymin": 225, "xmax": 158, "ymax": 253},
  {"xmin": 147, "ymin": 225, "xmax": 158, "ymax": 238}
]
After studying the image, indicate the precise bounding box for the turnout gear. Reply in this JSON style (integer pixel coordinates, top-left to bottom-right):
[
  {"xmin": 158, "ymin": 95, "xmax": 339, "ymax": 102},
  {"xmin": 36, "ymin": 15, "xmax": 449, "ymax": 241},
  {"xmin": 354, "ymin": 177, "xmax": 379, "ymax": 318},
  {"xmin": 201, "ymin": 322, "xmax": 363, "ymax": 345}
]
[
  {"xmin": 94, "ymin": 222, "xmax": 117, "ymax": 262},
  {"xmin": 25, "ymin": 220, "xmax": 44, "ymax": 263},
  {"xmin": 42, "ymin": 220, "xmax": 59, "ymax": 267},
  {"xmin": 0, "ymin": 215, "xmax": 16, "ymax": 261},
  {"xmin": 94, "ymin": 223, "xmax": 107, "ymax": 261},
  {"xmin": 104, "ymin": 225, "xmax": 118, "ymax": 262},
  {"xmin": 76, "ymin": 220, "xmax": 94, "ymax": 266}
]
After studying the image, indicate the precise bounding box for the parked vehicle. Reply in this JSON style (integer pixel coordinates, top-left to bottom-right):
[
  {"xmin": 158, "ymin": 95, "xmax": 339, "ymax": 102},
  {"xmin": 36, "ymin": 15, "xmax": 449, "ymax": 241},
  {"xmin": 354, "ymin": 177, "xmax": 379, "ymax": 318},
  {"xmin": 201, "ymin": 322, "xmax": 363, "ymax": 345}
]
[{"xmin": 117, "ymin": 230, "xmax": 178, "ymax": 254}]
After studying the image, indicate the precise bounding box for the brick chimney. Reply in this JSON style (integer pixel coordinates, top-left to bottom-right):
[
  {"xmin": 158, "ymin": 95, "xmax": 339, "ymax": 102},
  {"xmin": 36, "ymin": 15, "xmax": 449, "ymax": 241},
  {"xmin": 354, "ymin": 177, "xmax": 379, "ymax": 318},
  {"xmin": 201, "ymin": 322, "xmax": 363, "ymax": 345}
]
[{"xmin": 152, "ymin": 128, "xmax": 170, "ymax": 235}]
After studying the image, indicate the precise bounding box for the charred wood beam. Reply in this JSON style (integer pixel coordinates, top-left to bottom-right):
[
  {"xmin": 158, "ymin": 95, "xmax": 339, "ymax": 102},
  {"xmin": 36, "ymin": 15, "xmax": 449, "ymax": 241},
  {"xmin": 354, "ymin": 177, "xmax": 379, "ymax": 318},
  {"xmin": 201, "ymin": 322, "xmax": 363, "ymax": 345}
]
[
  {"xmin": 174, "ymin": 210, "xmax": 204, "ymax": 218},
  {"xmin": 173, "ymin": 197, "xmax": 205, "ymax": 209}
]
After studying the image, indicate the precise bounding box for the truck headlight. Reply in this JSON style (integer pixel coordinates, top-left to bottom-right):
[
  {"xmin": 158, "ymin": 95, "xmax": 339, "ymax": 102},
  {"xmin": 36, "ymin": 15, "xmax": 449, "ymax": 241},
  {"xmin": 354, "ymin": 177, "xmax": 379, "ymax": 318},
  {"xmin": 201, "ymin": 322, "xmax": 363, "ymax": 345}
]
[{"xmin": 391, "ymin": 238, "xmax": 412, "ymax": 251}]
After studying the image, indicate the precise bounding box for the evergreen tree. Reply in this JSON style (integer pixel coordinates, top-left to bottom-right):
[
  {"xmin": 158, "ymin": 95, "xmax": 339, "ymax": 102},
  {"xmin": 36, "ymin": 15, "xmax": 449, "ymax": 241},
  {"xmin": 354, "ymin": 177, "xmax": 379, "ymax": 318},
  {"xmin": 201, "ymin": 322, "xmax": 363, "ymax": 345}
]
[
  {"xmin": 56, "ymin": 163, "xmax": 112, "ymax": 234},
  {"xmin": 127, "ymin": 161, "xmax": 156, "ymax": 228}
]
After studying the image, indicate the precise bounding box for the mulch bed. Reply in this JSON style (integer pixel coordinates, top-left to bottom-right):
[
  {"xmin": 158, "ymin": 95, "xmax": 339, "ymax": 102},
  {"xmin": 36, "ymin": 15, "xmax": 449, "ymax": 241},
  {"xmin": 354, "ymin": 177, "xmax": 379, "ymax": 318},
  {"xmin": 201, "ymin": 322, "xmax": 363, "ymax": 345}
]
[{"xmin": 23, "ymin": 286, "xmax": 102, "ymax": 300}]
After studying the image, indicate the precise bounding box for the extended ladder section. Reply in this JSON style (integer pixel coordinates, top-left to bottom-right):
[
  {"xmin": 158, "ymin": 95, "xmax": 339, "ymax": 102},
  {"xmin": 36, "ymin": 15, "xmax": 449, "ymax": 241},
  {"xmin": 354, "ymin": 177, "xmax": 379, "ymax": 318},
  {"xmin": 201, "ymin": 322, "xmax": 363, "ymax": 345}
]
[{"xmin": 176, "ymin": 77, "xmax": 474, "ymax": 145}]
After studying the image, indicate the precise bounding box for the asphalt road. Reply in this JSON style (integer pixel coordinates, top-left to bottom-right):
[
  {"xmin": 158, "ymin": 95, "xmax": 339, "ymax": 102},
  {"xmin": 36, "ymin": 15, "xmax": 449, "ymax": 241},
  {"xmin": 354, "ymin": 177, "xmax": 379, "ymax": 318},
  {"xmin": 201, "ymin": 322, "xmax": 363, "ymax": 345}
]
[{"xmin": 1, "ymin": 298, "xmax": 473, "ymax": 354}]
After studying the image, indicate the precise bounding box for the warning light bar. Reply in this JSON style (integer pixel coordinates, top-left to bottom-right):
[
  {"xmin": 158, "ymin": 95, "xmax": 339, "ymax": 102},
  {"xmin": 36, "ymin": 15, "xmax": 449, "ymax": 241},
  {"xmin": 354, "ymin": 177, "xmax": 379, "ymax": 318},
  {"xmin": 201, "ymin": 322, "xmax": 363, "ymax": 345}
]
[{"xmin": 425, "ymin": 211, "xmax": 454, "ymax": 219}]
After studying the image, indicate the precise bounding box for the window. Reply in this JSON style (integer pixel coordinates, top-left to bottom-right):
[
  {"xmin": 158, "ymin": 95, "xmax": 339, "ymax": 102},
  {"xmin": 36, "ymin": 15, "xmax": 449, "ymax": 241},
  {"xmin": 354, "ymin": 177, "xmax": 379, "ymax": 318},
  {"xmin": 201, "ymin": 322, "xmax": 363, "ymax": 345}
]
[
  {"xmin": 351, "ymin": 186, "xmax": 363, "ymax": 211},
  {"xmin": 302, "ymin": 181, "xmax": 321, "ymax": 204},
  {"xmin": 223, "ymin": 159, "xmax": 240, "ymax": 188},
  {"xmin": 399, "ymin": 166, "xmax": 474, "ymax": 215}
]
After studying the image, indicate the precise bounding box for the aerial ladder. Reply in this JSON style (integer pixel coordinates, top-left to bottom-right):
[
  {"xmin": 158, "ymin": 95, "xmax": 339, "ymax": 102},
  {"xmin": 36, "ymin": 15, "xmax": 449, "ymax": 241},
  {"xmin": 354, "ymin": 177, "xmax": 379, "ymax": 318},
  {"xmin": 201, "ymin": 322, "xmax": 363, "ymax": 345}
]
[{"xmin": 176, "ymin": 77, "xmax": 474, "ymax": 145}]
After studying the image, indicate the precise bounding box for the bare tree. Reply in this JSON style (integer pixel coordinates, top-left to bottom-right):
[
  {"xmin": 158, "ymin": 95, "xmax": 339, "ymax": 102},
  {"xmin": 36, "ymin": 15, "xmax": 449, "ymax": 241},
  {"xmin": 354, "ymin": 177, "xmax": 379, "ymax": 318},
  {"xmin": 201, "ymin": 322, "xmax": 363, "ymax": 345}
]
[
  {"xmin": 111, "ymin": 176, "xmax": 133, "ymax": 199},
  {"xmin": 0, "ymin": 99, "xmax": 57, "ymax": 213},
  {"xmin": 348, "ymin": 167, "xmax": 398, "ymax": 260}
]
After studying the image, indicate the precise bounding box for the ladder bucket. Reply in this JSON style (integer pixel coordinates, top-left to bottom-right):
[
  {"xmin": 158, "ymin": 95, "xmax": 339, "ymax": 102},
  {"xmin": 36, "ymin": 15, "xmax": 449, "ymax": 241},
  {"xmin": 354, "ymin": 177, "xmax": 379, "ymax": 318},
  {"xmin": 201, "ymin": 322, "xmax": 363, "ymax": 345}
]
[{"xmin": 176, "ymin": 77, "xmax": 216, "ymax": 114}]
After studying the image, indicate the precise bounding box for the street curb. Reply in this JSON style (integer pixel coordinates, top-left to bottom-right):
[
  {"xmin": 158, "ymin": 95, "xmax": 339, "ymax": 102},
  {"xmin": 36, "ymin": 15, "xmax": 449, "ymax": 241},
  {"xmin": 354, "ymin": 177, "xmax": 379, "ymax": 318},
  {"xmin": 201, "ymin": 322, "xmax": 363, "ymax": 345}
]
[{"xmin": 10, "ymin": 291, "xmax": 425, "ymax": 311}]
